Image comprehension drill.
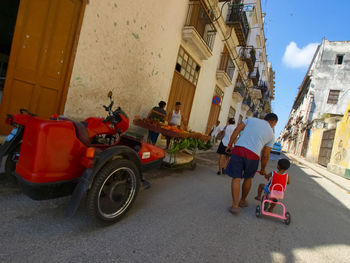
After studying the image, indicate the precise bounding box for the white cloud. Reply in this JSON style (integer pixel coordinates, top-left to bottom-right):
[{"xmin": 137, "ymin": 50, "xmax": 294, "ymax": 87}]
[{"xmin": 282, "ymin": 42, "xmax": 319, "ymax": 68}]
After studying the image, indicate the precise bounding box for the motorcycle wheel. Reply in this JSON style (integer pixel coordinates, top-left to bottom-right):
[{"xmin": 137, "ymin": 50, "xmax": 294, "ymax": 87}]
[
  {"xmin": 5, "ymin": 144, "xmax": 21, "ymax": 184},
  {"xmin": 87, "ymin": 159, "xmax": 140, "ymax": 224}
]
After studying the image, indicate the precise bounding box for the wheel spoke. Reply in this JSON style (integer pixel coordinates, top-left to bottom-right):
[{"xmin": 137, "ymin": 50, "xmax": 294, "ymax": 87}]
[{"xmin": 97, "ymin": 166, "xmax": 137, "ymax": 219}]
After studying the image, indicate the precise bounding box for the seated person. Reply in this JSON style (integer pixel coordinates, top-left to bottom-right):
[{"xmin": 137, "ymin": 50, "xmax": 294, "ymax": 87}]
[
  {"xmin": 255, "ymin": 158, "xmax": 291, "ymax": 212},
  {"xmin": 146, "ymin": 101, "xmax": 166, "ymax": 145}
]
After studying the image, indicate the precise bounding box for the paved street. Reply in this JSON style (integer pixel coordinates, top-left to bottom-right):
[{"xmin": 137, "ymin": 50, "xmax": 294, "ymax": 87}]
[{"xmin": 0, "ymin": 152, "xmax": 350, "ymax": 263}]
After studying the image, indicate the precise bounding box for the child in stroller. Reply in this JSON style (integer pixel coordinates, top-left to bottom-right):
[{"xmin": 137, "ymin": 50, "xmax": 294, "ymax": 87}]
[{"xmin": 255, "ymin": 158, "xmax": 291, "ymax": 224}]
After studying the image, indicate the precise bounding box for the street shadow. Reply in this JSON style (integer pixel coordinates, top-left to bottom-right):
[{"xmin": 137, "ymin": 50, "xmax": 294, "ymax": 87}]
[
  {"xmin": 198, "ymin": 153, "xmax": 350, "ymax": 263},
  {"xmin": 0, "ymin": 152, "xmax": 349, "ymax": 262}
]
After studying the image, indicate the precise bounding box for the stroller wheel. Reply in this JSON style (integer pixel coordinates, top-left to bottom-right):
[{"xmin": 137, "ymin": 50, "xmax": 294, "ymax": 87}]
[
  {"xmin": 263, "ymin": 201, "xmax": 269, "ymax": 212},
  {"xmin": 255, "ymin": 205, "xmax": 261, "ymax": 218},
  {"xmin": 284, "ymin": 212, "xmax": 291, "ymax": 225}
]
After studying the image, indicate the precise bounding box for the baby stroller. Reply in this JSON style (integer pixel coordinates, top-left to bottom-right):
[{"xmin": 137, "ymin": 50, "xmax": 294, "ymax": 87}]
[{"xmin": 255, "ymin": 183, "xmax": 291, "ymax": 225}]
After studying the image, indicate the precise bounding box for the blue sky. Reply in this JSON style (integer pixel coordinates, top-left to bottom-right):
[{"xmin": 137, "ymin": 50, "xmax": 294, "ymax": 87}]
[{"xmin": 261, "ymin": 0, "xmax": 350, "ymax": 137}]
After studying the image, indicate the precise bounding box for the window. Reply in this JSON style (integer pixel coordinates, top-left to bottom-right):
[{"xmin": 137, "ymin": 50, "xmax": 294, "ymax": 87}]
[
  {"xmin": 327, "ymin": 90, "xmax": 340, "ymax": 104},
  {"xmin": 335, "ymin": 55, "xmax": 344, "ymax": 65},
  {"xmin": 175, "ymin": 47, "xmax": 200, "ymax": 85}
]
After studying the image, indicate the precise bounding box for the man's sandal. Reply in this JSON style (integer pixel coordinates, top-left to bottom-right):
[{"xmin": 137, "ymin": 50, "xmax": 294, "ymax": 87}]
[
  {"xmin": 228, "ymin": 206, "xmax": 241, "ymax": 215},
  {"xmin": 239, "ymin": 201, "xmax": 248, "ymax": 208}
]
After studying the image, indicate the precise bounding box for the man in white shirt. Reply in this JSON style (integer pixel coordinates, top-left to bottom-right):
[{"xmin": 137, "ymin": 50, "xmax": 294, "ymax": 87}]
[
  {"xmin": 216, "ymin": 118, "xmax": 236, "ymax": 175},
  {"xmin": 225, "ymin": 113, "xmax": 278, "ymax": 215},
  {"xmin": 166, "ymin": 102, "xmax": 187, "ymax": 149}
]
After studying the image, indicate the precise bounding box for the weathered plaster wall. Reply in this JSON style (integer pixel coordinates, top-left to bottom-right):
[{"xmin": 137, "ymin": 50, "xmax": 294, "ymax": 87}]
[
  {"xmin": 65, "ymin": 0, "xmax": 188, "ymax": 123},
  {"xmin": 219, "ymin": 71, "xmax": 239, "ymax": 125},
  {"xmin": 328, "ymin": 101, "xmax": 350, "ymax": 177},
  {"xmin": 310, "ymin": 40, "xmax": 350, "ymax": 120},
  {"xmin": 306, "ymin": 128, "xmax": 323, "ymax": 163}
]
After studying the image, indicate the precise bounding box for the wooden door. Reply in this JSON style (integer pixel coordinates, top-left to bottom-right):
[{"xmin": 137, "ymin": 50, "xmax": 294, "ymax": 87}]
[
  {"xmin": 205, "ymin": 103, "xmax": 220, "ymax": 135},
  {"xmin": 167, "ymin": 71, "xmax": 196, "ymax": 128},
  {"xmin": 318, "ymin": 129, "xmax": 336, "ymax": 167},
  {"xmin": 301, "ymin": 130, "xmax": 310, "ymax": 157},
  {"xmin": 0, "ymin": 0, "xmax": 85, "ymax": 134}
]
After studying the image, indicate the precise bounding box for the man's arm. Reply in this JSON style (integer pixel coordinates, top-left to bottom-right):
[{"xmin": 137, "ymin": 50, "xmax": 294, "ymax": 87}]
[
  {"xmin": 264, "ymin": 172, "xmax": 272, "ymax": 180},
  {"xmin": 287, "ymin": 175, "xmax": 290, "ymax": 184},
  {"xmin": 226, "ymin": 122, "xmax": 246, "ymax": 150},
  {"xmin": 155, "ymin": 110, "xmax": 166, "ymax": 118},
  {"xmin": 148, "ymin": 109, "xmax": 166, "ymax": 119},
  {"xmin": 146, "ymin": 109, "xmax": 153, "ymax": 119},
  {"xmin": 260, "ymin": 146, "xmax": 272, "ymax": 175}
]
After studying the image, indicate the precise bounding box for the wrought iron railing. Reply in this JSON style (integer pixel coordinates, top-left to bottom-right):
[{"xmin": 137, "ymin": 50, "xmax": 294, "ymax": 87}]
[
  {"xmin": 249, "ymin": 67, "xmax": 260, "ymax": 84},
  {"xmin": 226, "ymin": 4, "xmax": 249, "ymax": 42},
  {"xmin": 258, "ymin": 82, "xmax": 270, "ymax": 101},
  {"xmin": 239, "ymin": 46, "xmax": 256, "ymax": 71},
  {"xmin": 185, "ymin": 0, "xmax": 216, "ymax": 51},
  {"xmin": 218, "ymin": 53, "xmax": 235, "ymax": 81}
]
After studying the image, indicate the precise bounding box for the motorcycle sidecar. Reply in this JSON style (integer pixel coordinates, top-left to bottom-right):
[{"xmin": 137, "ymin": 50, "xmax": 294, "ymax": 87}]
[{"xmin": 13, "ymin": 117, "xmax": 163, "ymax": 224}]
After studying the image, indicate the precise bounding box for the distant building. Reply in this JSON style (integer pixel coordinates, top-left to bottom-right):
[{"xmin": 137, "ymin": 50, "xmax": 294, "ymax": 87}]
[{"xmin": 280, "ymin": 39, "xmax": 350, "ymax": 166}]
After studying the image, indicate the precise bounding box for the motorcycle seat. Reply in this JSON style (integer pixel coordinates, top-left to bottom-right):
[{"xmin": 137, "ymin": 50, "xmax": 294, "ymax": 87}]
[
  {"xmin": 57, "ymin": 116, "xmax": 91, "ymax": 146},
  {"xmin": 73, "ymin": 121, "xmax": 91, "ymax": 147}
]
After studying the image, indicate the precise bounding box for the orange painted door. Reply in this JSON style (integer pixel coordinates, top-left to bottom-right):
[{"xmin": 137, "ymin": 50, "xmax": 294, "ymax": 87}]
[
  {"xmin": 167, "ymin": 71, "xmax": 196, "ymax": 128},
  {"xmin": 0, "ymin": 0, "xmax": 85, "ymax": 134}
]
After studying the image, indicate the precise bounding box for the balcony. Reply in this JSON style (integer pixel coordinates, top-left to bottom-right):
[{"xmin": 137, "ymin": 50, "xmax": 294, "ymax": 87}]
[
  {"xmin": 249, "ymin": 67, "xmax": 260, "ymax": 85},
  {"xmin": 249, "ymin": 87, "xmax": 262, "ymax": 100},
  {"xmin": 233, "ymin": 81, "xmax": 245, "ymax": 102},
  {"xmin": 242, "ymin": 95, "xmax": 251, "ymax": 106},
  {"xmin": 243, "ymin": 95, "xmax": 260, "ymax": 115},
  {"xmin": 216, "ymin": 52, "xmax": 235, "ymax": 88},
  {"xmin": 183, "ymin": 0, "xmax": 216, "ymax": 60},
  {"xmin": 226, "ymin": 4, "xmax": 249, "ymax": 46},
  {"xmin": 257, "ymin": 82, "xmax": 270, "ymax": 102},
  {"xmin": 239, "ymin": 46, "xmax": 256, "ymax": 72}
]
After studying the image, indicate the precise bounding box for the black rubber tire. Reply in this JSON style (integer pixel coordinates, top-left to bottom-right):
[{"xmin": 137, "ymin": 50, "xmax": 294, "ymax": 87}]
[
  {"xmin": 255, "ymin": 205, "xmax": 261, "ymax": 218},
  {"xmin": 263, "ymin": 201, "xmax": 269, "ymax": 212},
  {"xmin": 284, "ymin": 212, "xmax": 291, "ymax": 225},
  {"xmin": 262, "ymin": 195, "xmax": 269, "ymax": 211},
  {"xmin": 87, "ymin": 159, "xmax": 140, "ymax": 224},
  {"xmin": 4, "ymin": 143, "xmax": 21, "ymax": 184}
]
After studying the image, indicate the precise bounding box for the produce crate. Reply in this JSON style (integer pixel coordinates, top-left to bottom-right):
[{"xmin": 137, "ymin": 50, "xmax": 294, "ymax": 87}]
[{"xmin": 133, "ymin": 119, "xmax": 211, "ymax": 141}]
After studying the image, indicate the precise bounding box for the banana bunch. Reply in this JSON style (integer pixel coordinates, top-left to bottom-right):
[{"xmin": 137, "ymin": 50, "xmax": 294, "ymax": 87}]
[{"xmin": 168, "ymin": 138, "xmax": 213, "ymax": 153}]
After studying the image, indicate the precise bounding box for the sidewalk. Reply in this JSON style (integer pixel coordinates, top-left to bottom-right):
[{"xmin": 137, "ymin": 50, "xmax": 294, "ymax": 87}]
[{"xmin": 286, "ymin": 153, "xmax": 350, "ymax": 193}]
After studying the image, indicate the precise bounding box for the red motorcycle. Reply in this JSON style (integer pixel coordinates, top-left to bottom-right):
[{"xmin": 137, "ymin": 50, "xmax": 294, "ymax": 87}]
[{"xmin": 0, "ymin": 92, "xmax": 164, "ymax": 224}]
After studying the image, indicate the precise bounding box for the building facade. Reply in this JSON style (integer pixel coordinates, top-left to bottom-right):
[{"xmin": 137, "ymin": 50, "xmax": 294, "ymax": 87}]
[
  {"xmin": 280, "ymin": 39, "xmax": 350, "ymax": 166},
  {"xmin": 328, "ymin": 100, "xmax": 350, "ymax": 178},
  {"xmin": 0, "ymin": 0, "xmax": 274, "ymax": 138}
]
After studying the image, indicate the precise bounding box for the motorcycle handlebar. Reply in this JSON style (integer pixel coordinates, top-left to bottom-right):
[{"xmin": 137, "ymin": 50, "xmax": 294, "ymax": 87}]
[
  {"xmin": 20, "ymin": 108, "xmax": 36, "ymax": 116},
  {"xmin": 103, "ymin": 100, "xmax": 114, "ymax": 112}
]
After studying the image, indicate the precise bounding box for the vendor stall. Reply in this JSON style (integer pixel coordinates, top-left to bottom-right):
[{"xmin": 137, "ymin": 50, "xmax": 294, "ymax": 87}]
[{"xmin": 133, "ymin": 118, "xmax": 212, "ymax": 169}]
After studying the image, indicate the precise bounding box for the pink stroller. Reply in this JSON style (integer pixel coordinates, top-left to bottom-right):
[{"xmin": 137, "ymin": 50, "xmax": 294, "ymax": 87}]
[{"xmin": 255, "ymin": 183, "xmax": 291, "ymax": 225}]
